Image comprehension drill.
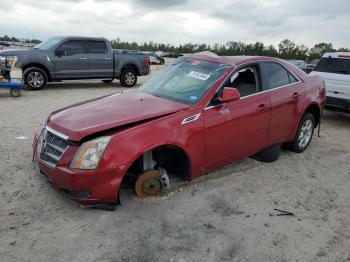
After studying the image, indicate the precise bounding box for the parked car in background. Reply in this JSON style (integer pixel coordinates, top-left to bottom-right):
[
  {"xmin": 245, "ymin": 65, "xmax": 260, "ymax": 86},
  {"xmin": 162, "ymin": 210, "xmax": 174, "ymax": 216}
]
[
  {"xmin": 33, "ymin": 53, "xmax": 325, "ymax": 208},
  {"xmin": 310, "ymin": 52, "xmax": 350, "ymax": 113},
  {"xmin": 0, "ymin": 36, "xmax": 150, "ymax": 90},
  {"xmin": 307, "ymin": 59, "xmax": 320, "ymax": 71},
  {"xmin": 288, "ymin": 60, "xmax": 308, "ymax": 72},
  {"xmin": 149, "ymin": 53, "xmax": 164, "ymax": 65},
  {"xmin": 142, "ymin": 51, "xmax": 165, "ymax": 64},
  {"xmin": 163, "ymin": 52, "xmax": 183, "ymax": 58}
]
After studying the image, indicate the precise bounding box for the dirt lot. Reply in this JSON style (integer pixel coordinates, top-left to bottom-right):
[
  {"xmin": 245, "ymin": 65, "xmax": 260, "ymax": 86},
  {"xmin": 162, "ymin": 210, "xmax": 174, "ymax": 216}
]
[{"xmin": 1, "ymin": 62, "xmax": 350, "ymax": 262}]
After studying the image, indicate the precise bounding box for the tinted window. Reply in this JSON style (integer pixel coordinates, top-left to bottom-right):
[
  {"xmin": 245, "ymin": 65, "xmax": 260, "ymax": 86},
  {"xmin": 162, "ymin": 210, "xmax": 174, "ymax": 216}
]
[
  {"xmin": 314, "ymin": 58, "xmax": 350, "ymax": 75},
  {"xmin": 264, "ymin": 63, "xmax": 296, "ymax": 89},
  {"xmin": 59, "ymin": 41, "xmax": 85, "ymax": 56},
  {"xmin": 86, "ymin": 41, "xmax": 108, "ymax": 54}
]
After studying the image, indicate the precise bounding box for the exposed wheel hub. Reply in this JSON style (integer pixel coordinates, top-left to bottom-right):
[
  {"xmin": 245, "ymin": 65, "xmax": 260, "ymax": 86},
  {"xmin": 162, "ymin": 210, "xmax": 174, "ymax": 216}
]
[{"xmin": 134, "ymin": 168, "xmax": 169, "ymax": 198}]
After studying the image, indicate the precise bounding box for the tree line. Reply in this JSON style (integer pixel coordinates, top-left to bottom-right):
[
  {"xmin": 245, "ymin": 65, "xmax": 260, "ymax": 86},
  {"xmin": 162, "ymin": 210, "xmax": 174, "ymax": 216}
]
[
  {"xmin": 111, "ymin": 38, "xmax": 350, "ymax": 60},
  {"xmin": 0, "ymin": 35, "xmax": 41, "ymax": 44}
]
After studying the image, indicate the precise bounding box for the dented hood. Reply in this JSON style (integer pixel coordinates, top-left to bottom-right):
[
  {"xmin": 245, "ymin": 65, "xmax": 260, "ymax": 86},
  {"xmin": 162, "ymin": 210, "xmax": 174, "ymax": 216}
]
[{"xmin": 47, "ymin": 89, "xmax": 189, "ymax": 141}]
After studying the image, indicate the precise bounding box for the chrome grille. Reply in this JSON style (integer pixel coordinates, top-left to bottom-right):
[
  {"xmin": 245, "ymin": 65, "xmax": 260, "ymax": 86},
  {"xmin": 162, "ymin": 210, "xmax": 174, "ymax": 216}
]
[{"xmin": 39, "ymin": 128, "xmax": 69, "ymax": 168}]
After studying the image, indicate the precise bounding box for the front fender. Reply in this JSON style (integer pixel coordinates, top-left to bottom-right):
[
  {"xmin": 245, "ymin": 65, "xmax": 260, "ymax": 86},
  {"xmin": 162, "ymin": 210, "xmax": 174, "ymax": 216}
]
[{"xmin": 101, "ymin": 108, "xmax": 205, "ymax": 179}]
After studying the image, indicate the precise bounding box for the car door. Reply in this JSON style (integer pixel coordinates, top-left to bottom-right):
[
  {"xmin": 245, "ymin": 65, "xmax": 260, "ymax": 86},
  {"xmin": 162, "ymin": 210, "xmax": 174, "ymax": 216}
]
[
  {"xmin": 86, "ymin": 40, "xmax": 114, "ymax": 78},
  {"xmin": 53, "ymin": 40, "xmax": 89, "ymax": 79},
  {"xmin": 204, "ymin": 63, "xmax": 271, "ymax": 171},
  {"xmin": 261, "ymin": 62, "xmax": 305, "ymax": 145}
]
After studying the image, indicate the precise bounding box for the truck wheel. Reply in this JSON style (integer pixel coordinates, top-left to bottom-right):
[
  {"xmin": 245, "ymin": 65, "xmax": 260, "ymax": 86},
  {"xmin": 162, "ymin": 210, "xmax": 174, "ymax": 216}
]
[
  {"xmin": 285, "ymin": 113, "xmax": 315, "ymax": 153},
  {"xmin": 102, "ymin": 79, "xmax": 113, "ymax": 83},
  {"xmin": 23, "ymin": 67, "xmax": 48, "ymax": 90},
  {"xmin": 120, "ymin": 69, "xmax": 137, "ymax": 87}
]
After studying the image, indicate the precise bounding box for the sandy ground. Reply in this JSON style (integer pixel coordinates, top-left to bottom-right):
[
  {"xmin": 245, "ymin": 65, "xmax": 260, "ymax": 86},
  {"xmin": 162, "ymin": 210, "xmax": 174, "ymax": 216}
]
[{"xmin": 1, "ymin": 62, "xmax": 350, "ymax": 262}]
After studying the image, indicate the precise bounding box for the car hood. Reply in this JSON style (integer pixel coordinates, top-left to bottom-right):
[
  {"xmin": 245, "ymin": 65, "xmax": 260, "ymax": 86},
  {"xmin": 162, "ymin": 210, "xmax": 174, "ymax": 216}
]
[
  {"xmin": 47, "ymin": 89, "xmax": 190, "ymax": 142},
  {"xmin": 0, "ymin": 49, "xmax": 46, "ymax": 56}
]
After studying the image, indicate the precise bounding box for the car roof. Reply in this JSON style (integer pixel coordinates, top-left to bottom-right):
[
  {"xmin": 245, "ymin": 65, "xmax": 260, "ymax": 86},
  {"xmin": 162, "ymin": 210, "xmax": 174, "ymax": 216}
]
[
  {"xmin": 322, "ymin": 52, "xmax": 350, "ymax": 59},
  {"xmin": 184, "ymin": 52, "xmax": 282, "ymax": 66}
]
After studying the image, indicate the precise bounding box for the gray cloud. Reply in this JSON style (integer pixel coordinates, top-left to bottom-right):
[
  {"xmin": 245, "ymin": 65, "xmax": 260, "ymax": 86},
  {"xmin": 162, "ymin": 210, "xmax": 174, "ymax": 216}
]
[{"xmin": 0, "ymin": 0, "xmax": 349, "ymax": 48}]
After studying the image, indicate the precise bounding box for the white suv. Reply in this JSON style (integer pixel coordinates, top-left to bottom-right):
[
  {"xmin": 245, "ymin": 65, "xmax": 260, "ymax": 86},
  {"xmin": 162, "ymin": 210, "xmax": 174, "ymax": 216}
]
[{"xmin": 310, "ymin": 52, "xmax": 350, "ymax": 113}]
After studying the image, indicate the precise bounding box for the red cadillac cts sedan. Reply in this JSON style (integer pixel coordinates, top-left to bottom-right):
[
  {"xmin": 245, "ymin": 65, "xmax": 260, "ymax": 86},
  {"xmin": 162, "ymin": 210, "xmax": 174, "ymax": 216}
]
[{"xmin": 33, "ymin": 52, "xmax": 326, "ymax": 209}]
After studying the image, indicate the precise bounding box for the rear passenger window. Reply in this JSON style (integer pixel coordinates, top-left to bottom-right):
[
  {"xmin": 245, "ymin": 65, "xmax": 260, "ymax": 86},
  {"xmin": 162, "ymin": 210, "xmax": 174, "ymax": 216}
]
[
  {"xmin": 86, "ymin": 41, "xmax": 108, "ymax": 54},
  {"xmin": 264, "ymin": 63, "xmax": 297, "ymax": 89}
]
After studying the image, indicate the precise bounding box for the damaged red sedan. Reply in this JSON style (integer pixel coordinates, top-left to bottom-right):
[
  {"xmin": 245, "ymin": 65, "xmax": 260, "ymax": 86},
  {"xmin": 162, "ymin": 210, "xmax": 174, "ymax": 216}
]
[{"xmin": 33, "ymin": 52, "xmax": 326, "ymax": 209}]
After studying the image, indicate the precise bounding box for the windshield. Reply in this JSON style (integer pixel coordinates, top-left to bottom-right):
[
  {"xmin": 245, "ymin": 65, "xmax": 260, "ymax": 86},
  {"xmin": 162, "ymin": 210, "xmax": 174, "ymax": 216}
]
[
  {"xmin": 140, "ymin": 58, "xmax": 229, "ymax": 104},
  {"xmin": 33, "ymin": 37, "xmax": 64, "ymax": 50}
]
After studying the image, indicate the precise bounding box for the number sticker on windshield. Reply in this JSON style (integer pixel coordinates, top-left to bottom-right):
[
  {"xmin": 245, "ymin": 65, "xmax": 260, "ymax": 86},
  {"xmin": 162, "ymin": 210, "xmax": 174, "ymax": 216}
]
[{"xmin": 187, "ymin": 71, "xmax": 210, "ymax": 81}]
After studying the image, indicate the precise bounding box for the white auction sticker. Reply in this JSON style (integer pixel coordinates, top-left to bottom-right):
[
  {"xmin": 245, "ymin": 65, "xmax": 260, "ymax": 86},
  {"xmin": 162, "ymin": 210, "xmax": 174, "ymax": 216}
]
[{"xmin": 187, "ymin": 71, "xmax": 210, "ymax": 81}]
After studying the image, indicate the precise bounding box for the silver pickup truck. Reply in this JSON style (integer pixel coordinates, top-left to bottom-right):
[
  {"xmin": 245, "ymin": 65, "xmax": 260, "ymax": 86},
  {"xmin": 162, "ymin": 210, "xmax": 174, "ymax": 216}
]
[{"xmin": 0, "ymin": 36, "xmax": 150, "ymax": 90}]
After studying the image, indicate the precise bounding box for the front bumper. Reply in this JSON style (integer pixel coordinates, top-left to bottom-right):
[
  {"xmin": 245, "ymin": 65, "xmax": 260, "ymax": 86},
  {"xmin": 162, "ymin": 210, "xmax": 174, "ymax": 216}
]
[
  {"xmin": 33, "ymin": 129, "xmax": 124, "ymax": 206},
  {"xmin": 325, "ymin": 96, "xmax": 350, "ymax": 114}
]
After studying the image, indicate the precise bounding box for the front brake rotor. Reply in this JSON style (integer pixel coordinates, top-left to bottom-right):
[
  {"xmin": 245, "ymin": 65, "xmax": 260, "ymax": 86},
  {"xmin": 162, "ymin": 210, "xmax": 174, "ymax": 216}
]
[{"xmin": 135, "ymin": 170, "xmax": 162, "ymax": 198}]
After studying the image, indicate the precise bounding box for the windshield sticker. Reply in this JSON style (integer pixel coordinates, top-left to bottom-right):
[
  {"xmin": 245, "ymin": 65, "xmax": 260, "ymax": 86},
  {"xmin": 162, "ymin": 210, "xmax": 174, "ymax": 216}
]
[
  {"xmin": 191, "ymin": 60, "xmax": 201, "ymax": 66},
  {"xmin": 190, "ymin": 96, "xmax": 198, "ymax": 101},
  {"xmin": 187, "ymin": 71, "xmax": 210, "ymax": 81}
]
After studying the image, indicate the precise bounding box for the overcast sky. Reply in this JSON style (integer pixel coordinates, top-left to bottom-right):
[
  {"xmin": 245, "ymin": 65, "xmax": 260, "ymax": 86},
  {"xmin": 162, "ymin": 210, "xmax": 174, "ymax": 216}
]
[{"xmin": 0, "ymin": 0, "xmax": 349, "ymax": 48}]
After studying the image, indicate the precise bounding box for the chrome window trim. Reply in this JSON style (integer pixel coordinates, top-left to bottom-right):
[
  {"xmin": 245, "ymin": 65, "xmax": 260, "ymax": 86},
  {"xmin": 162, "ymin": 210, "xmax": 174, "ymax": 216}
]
[
  {"xmin": 45, "ymin": 126, "xmax": 69, "ymax": 140},
  {"xmin": 204, "ymin": 59, "xmax": 302, "ymax": 110}
]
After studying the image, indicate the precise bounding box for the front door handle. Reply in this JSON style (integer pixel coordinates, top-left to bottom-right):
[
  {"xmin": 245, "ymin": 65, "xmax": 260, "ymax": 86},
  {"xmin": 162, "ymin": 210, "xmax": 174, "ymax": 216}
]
[
  {"xmin": 256, "ymin": 104, "xmax": 269, "ymax": 112},
  {"xmin": 79, "ymin": 57, "xmax": 87, "ymax": 60}
]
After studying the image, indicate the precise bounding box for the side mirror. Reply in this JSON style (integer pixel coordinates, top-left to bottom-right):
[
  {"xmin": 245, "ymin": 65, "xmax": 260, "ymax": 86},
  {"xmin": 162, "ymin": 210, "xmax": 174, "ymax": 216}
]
[
  {"xmin": 55, "ymin": 49, "xmax": 66, "ymax": 57},
  {"xmin": 218, "ymin": 87, "xmax": 240, "ymax": 103}
]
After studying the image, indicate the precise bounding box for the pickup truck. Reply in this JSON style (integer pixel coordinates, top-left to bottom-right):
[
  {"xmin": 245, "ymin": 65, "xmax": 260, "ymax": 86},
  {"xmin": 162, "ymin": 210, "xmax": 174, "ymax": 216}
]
[
  {"xmin": 33, "ymin": 52, "xmax": 326, "ymax": 209},
  {"xmin": 0, "ymin": 36, "xmax": 150, "ymax": 90}
]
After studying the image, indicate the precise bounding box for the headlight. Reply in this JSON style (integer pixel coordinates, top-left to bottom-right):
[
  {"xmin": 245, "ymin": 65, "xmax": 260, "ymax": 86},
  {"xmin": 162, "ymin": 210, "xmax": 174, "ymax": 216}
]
[{"xmin": 70, "ymin": 136, "xmax": 111, "ymax": 170}]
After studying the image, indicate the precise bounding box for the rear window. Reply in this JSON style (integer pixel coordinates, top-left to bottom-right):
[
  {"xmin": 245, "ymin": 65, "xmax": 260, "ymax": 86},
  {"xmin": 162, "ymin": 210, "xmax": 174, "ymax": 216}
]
[
  {"xmin": 314, "ymin": 58, "xmax": 350, "ymax": 75},
  {"xmin": 263, "ymin": 62, "xmax": 298, "ymax": 90},
  {"xmin": 86, "ymin": 41, "xmax": 108, "ymax": 54}
]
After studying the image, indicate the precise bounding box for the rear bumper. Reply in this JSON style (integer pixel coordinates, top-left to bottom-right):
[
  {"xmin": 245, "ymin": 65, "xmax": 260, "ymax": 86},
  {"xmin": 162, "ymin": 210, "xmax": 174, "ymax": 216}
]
[
  {"xmin": 33, "ymin": 130, "xmax": 124, "ymax": 206},
  {"xmin": 325, "ymin": 96, "xmax": 350, "ymax": 113}
]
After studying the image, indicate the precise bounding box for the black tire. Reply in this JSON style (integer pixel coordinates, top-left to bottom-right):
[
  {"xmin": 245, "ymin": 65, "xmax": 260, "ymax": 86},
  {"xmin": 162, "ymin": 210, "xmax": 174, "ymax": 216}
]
[
  {"xmin": 160, "ymin": 60, "xmax": 165, "ymax": 65},
  {"xmin": 120, "ymin": 69, "xmax": 137, "ymax": 87},
  {"xmin": 102, "ymin": 79, "xmax": 113, "ymax": 83},
  {"xmin": 23, "ymin": 67, "xmax": 48, "ymax": 90},
  {"xmin": 284, "ymin": 113, "xmax": 315, "ymax": 153},
  {"xmin": 252, "ymin": 144, "xmax": 281, "ymax": 163},
  {"xmin": 10, "ymin": 88, "xmax": 21, "ymax": 97}
]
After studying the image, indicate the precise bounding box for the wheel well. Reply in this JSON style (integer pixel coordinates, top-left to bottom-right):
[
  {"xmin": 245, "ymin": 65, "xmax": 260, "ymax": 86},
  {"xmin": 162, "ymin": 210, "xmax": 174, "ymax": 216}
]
[
  {"xmin": 23, "ymin": 64, "xmax": 51, "ymax": 81},
  {"xmin": 122, "ymin": 63, "xmax": 139, "ymax": 75},
  {"xmin": 121, "ymin": 145, "xmax": 190, "ymax": 188},
  {"xmin": 305, "ymin": 104, "xmax": 321, "ymax": 127}
]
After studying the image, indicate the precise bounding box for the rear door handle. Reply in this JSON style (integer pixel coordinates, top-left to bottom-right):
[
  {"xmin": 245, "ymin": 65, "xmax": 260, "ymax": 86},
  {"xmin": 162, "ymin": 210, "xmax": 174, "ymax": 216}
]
[
  {"xmin": 104, "ymin": 57, "xmax": 112, "ymax": 60},
  {"xmin": 79, "ymin": 57, "xmax": 87, "ymax": 60},
  {"xmin": 256, "ymin": 104, "xmax": 269, "ymax": 112}
]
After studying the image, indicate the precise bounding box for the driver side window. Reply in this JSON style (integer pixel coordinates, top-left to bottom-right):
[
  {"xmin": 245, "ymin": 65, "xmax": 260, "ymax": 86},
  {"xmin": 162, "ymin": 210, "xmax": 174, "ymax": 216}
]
[
  {"xmin": 58, "ymin": 40, "xmax": 85, "ymax": 56},
  {"xmin": 226, "ymin": 64, "xmax": 261, "ymax": 97}
]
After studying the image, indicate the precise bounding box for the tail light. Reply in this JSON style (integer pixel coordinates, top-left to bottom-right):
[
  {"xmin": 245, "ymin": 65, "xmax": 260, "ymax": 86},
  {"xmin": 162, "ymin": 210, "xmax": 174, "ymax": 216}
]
[{"xmin": 145, "ymin": 56, "xmax": 150, "ymax": 67}]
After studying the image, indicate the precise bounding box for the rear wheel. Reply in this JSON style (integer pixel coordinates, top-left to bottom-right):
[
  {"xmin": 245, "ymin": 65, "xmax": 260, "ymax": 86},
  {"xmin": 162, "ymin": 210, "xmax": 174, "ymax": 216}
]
[
  {"xmin": 120, "ymin": 69, "xmax": 137, "ymax": 87},
  {"xmin": 23, "ymin": 67, "xmax": 48, "ymax": 90},
  {"xmin": 285, "ymin": 113, "xmax": 315, "ymax": 153}
]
